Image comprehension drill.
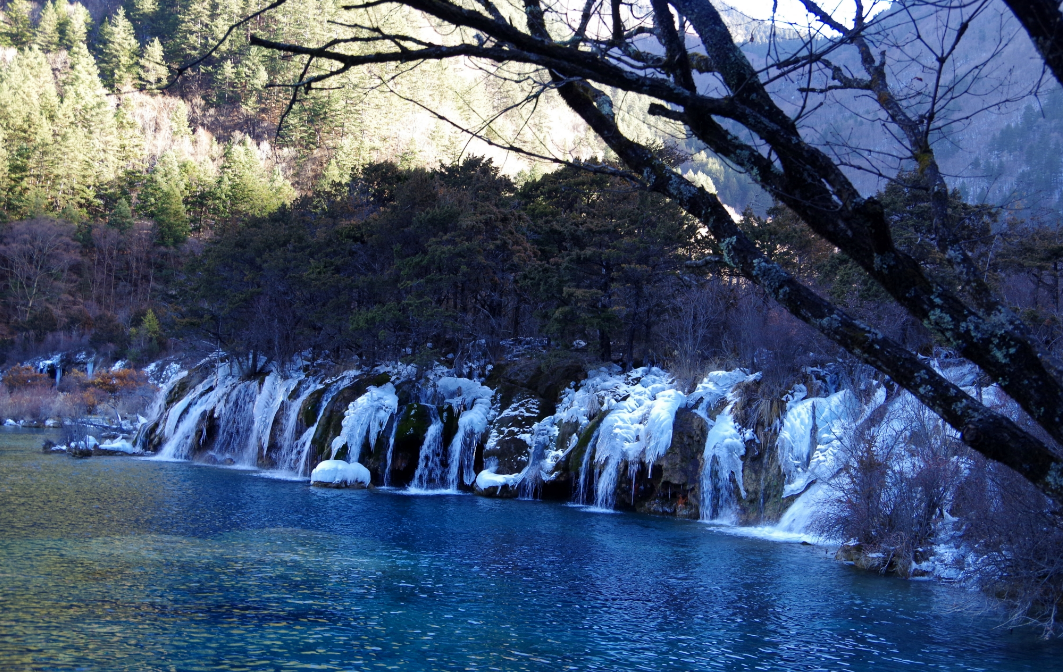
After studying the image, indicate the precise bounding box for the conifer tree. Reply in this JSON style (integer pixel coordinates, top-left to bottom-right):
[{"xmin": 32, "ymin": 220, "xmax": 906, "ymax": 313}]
[
  {"xmin": 34, "ymin": 0, "xmax": 63, "ymax": 52},
  {"xmin": 143, "ymin": 152, "xmax": 190, "ymax": 246},
  {"xmin": 139, "ymin": 37, "xmax": 167, "ymax": 88},
  {"xmin": 128, "ymin": 0, "xmax": 157, "ymax": 36},
  {"xmin": 154, "ymin": 187, "xmax": 189, "ymax": 247},
  {"xmin": 98, "ymin": 8, "xmax": 139, "ymax": 91},
  {"xmin": 109, "ymin": 197, "xmax": 134, "ymax": 232},
  {"xmin": 2, "ymin": 0, "xmax": 34, "ymax": 47},
  {"xmin": 172, "ymin": 0, "xmax": 211, "ymax": 63},
  {"xmin": 210, "ymin": 0, "xmax": 245, "ymax": 55},
  {"xmin": 215, "ymin": 137, "xmax": 294, "ymax": 222},
  {"xmin": 0, "ymin": 125, "xmax": 9, "ymax": 207},
  {"xmin": 0, "ymin": 48, "xmax": 61, "ymax": 214},
  {"xmin": 55, "ymin": 43, "xmax": 121, "ymax": 209},
  {"xmin": 60, "ymin": 3, "xmax": 90, "ymax": 51}
]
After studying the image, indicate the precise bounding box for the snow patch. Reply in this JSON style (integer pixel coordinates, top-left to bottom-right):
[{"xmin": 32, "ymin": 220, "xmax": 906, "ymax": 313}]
[{"xmin": 310, "ymin": 459, "xmax": 371, "ymax": 487}]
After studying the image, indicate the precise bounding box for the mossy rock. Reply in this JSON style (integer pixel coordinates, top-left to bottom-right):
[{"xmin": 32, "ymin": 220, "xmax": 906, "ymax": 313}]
[
  {"xmin": 388, "ymin": 403, "xmax": 431, "ymax": 486},
  {"xmin": 361, "ymin": 413, "xmax": 397, "ymax": 485},
  {"xmin": 482, "ymin": 389, "xmax": 545, "ymax": 477},
  {"xmin": 561, "ymin": 412, "xmax": 607, "ymax": 478},
  {"xmin": 629, "ymin": 408, "xmax": 705, "ymax": 519},
  {"xmin": 441, "ymin": 404, "xmax": 459, "ymax": 449},
  {"xmin": 300, "ymin": 387, "xmax": 328, "ymax": 428}
]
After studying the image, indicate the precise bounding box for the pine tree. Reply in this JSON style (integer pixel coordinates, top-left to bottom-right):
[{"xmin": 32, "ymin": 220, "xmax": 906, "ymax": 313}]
[
  {"xmin": 128, "ymin": 0, "xmax": 158, "ymax": 35},
  {"xmin": 143, "ymin": 152, "xmax": 190, "ymax": 246},
  {"xmin": 34, "ymin": 0, "xmax": 63, "ymax": 52},
  {"xmin": 60, "ymin": 3, "xmax": 91, "ymax": 51},
  {"xmin": 172, "ymin": 0, "xmax": 212, "ymax": 63},
  {"xmin": 210, "ymin": 0, "xmax": 245, "ymax": 55},
  {"xmin": 154, "ymin": 186, "xmax": 189, "ymax": 247},
  {"xmin": 0, "ymin": 48, "xmax": 61, "ymax": 214},
  {"xmin": 98, "ymin": 8, "xmax": 139, "ymax": 91},
  {"xmin": 109, "ymin": 197, "xmax": 134, "ymax": 232},
  {"xmin": 2, "ymin": 0, "xmax": 34, "ymax": 47},
  {"xmin": 54, "ymin": 43, "xmax": 121, "ymax": 210},
  {"xmin": 0, "ymin": 124, "xmax": 9, "ymax": 209},
  {"xmin": 139, "ymin": 37, "xmax": 167, "ymax": 88},
  {"xmin": 216, "ymin": 137, "xmax": 294, "ymax": 222}
]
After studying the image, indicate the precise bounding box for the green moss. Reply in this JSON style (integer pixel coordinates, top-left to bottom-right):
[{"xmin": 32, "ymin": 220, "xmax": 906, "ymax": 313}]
[
  {"xmin": 302, "ymin": 388, "xmax": 328, "ymax": 427},
  {"xmin": 396, "ymin": 402, "xmax": 431, "ymax": 440},
  {"xmin": 566, "ymin": 411, "xmax": 608, "ymax": 474},
  {"xmin": 369, "ymin": 372, "xmax": 392, "ymax": 387}
]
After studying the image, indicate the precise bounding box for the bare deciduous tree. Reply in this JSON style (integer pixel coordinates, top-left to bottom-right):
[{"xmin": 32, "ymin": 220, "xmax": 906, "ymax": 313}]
[{"xmin": 0, "ymin": 218, "xmax": 80, "ymax": 323}]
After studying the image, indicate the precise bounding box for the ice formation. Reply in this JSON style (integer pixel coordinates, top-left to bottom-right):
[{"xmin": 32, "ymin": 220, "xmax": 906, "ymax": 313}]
[
  {"xmin": 330, "ymin": 383, "xmax": 398, "ymax": 463},
  {"xmin": 776, "ymin": 388, "xmax": 863, "ymax": 498},
  {"xmin": 437, "ymin": 378, "xmax": 493, "ymax": 489}
]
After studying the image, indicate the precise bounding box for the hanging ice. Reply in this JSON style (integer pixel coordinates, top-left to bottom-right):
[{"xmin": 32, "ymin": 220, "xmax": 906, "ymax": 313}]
[
  {"xmin": 777, "ymin": 388, "xmax": 863, "ymax": 497},
  {"xmin": 699, "ymin": 403, "xmax": 753, "ymax": 522},
  {"xmin": 330, "ymin": 383, "xmax": 398, "ymax": 464},
  {"xmin": 438, "ymin": 377, "xmax": 493, "ymax": 489}
]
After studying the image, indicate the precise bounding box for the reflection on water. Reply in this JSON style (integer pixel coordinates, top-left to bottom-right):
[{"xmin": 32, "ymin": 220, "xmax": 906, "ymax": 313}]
[{"xmin": 0, "ymin": 427, "xmax": 1060, "ymax": 671}]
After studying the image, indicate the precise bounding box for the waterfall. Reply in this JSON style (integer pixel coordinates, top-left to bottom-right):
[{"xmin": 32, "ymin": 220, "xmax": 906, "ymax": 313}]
[
  {"xmin": 698, "ymin": 403, "xmax": 749, "ymax": 523},
  {"xmin": 272, "ymin": 380, "xmax": 324, "ymax": 476},
  {"xmin": 135, "ymin": 369, "xmax": 187, "ymax": 451},
  {"xmin": 382, "ymin": 412, "xmax": 399, "ymax": 487},
  {"xmin": 248, "ymin": 373, "xmax": 300, "ymax": 466},
  {"xmin": 285, "ymin": 372, "xmax": 361, "ymax": 476},
  {"xmin": 516, "ymin": 419, "xmax": 559, "ymax": 499},
  {"xmin": 411, "ymin": 406, "xmax": 446, "ymax": 490},
  {"xmin": 153, "ymin": 366, "xmax": 241, "ymax": 461},
  {"xmin": 436, "ymin": 378, "xmax": 493, "ymax": 490},
  {"xmin": 206, "ymin": 380, "xmax": 260, "ymax": 464},
  {"xmin": 574, "ymin": 423, "xmax": 602, "ymax": 505}
]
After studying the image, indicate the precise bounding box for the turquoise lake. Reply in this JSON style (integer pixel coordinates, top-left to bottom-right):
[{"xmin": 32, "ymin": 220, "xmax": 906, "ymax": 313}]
[{"xmin": 1, "ymin": 427, "xmax": 1061, "ymax": 671}]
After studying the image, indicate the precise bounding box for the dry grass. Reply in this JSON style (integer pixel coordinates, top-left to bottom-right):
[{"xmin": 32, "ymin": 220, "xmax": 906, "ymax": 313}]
[{"xmin": 0, "ymin": 385, "xmax": 76, "ymax": 422}]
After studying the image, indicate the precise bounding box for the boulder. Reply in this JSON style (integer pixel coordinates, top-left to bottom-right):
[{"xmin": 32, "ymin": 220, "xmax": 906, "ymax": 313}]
[{"xmin": 311, "ymin": 459, "xmax": 371, "ymax": 488}]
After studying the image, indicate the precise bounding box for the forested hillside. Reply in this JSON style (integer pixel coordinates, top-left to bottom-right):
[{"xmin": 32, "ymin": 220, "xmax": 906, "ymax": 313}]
[{"xmin": 0, "ymin": 0, "xmax": 1061, "ymax": 373}]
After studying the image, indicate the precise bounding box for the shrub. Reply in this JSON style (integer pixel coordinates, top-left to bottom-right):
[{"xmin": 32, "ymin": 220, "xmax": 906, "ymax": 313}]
[
  {"xmin": 955, "ymin": 457, "xmax": 1063, "ymax": 638},
  {"xmin": 818, "ymin": 398, "xmax": 964, "ymax": 577},
  {"xmin": 2, "ymin": 364, "xmax": 48, "ymax": 390}
]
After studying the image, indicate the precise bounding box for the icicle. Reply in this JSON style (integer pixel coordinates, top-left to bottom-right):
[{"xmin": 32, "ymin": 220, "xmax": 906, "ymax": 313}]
[
  {"xmin": 575, "ymin": 424, "xmax": 602, "ymax": 505},
  {"xmin": 329, "ymin": 383, "xmax": 398, "ymax": 463}
]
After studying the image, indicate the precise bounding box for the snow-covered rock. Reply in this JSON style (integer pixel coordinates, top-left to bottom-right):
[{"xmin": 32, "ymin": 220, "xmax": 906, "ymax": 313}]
[{"xmin": 310, "ymin": 459, "xmax": 371, "ymax": 488}]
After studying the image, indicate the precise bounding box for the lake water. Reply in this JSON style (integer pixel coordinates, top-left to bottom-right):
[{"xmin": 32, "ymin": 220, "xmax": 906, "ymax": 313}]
[{"xmin": 1, "ymin": 428, "xmax": 1060, "ymax": 671}]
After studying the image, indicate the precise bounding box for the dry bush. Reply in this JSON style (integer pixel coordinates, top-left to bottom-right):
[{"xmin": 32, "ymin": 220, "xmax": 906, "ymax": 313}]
[
  {"xmin": 0, "ymin": 385, "xmax": 72, "ymax": 422},
  {"xmin": 818, "ymin": 401, "xmax": 964, "ymax": 577},
  {"xmin": 2, "ymin": 365, "xmax": 48, "ymax": 390},
  {"xmin": 954, "ymin": 456, "xmax": 1063, "ymax": 638},
  {"xmin": 661, "ymin": 278, "xmax": 827, "ymax": 392}
]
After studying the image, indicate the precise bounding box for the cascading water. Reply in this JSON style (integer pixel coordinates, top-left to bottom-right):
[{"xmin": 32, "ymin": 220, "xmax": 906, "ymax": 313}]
[
  {"xmin": 382, "ymin": 413, "xmax": 399, "ymax": 487},
  {"xmin": 411, "ymin": 406, "xmax": 446, "ymax": 490},
  {"xmin": 135, "ymin": 369, "xmax": 187, "ymax": 451},
  {"xmin": 247, "ymin": 373, "xmax": 300, "ymax": 466},
  {"xmin": 153, "ymin": 367, "xmax": 241, "ymax": 461},
  {"xmin": 698, "ymin": 404, "xmax": 750, "ymax": 523},
  {"xmin": 286, "ymin": 372, "xmax": 361, "ymax": 476},
  {"xmin": 272, "ymin": 380, "xmax": 324, "ymax": 476},
  {"xmin": 574, "ymin": 423, "xmax": 602, "ymax": 505},
  {"xmin": 208, "ymin": 380, "xmax": 261, "ymax": 464}
]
